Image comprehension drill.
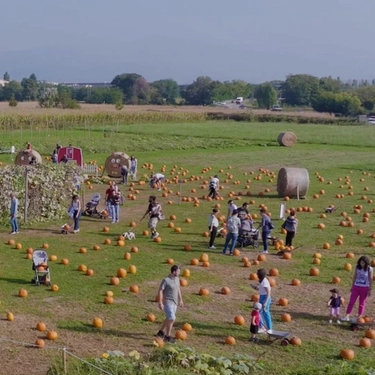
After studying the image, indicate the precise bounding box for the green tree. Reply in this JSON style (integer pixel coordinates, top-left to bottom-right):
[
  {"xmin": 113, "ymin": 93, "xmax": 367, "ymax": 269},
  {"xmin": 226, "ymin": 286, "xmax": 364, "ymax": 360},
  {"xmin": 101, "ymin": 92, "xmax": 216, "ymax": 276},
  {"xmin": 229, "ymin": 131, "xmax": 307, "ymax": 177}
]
[
  {"xmin": 212, "ymin": 80, "xmax": 252, "ymax": 102},
  {"xmin": 183, "ymin": 76, "xmax": 220, "ymax": 105},
  {"xmin": 351, "ymin": 86, "xmax": 375, "ymax": 110},
  {"xmin": 319, "ymin": 76, "xmax": 342, "ymax": 93},
  {"xmin": 3, "ymin": 71, "xmax": 10, "ymax": 81},
  {"xmin": 151, "ymin": 79, "xmax": 180, "ymax": 104},
  {"xmin": 2, "ymin": 80, "xmax": 22, "ymax": 101},
  {"xmin": 254, "ymin": 82, "xmax": 277, "ymax": 109},
  {"xmin": 282, "ymin": 74, "xmax": 320, "ymax": 106},
  {"xmin": 29, "ymin": 73, "xmax": 37, "ymax": 81},
  {"xmin": 312, "ymin": 92, "xmax": 362, "ymax": 116},
  {"xmin": 111, "ymin": 73, "xmax": 150, "ymax": 103},
  {"xmin": 21, "ymin": 77, "xmax": 40, "ymax": 101}
]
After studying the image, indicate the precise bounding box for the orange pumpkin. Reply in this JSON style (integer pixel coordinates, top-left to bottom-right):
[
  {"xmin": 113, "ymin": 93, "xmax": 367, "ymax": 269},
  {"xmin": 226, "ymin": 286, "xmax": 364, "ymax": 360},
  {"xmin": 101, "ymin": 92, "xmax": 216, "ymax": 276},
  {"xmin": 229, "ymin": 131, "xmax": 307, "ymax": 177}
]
[
  {"xmin": 225, "ymin": 336, "xmax": 236, "ymax": 345},
  {"xmin": 281, "ymin": 313, "xmax": 292, "ymax": 322},
  {"xmin": 51, "ymin": 284, "xmax": 59, "ymax": 292},
  {"xmin": 359, "ymin": 338, "xmax": 371, "ymax": 348},
  {"xmin": 117, "ymin": 268, "xmax": 127, "ymax": 278},
  {"xmin": 86, "ymin": 269, "xmax": 94, "ymax": 276},
  {"xmin": 290, "ymin": 337, "xmax": 302, "ymax": 346},
  {"xmin": 92, "ymin": 317, "xmax": 103, "ymax": 329},
  {"xmin": 35, "ymin": 339, "xmax": 45, "ymax": 348},
  {"xmin": 340, "ymin": 348, "xmax": 355, "ymax": 360},
  {"xmin": 110, "ymin": 277, "xmax": 120, "ymax": 286},
  {"xmin": 36, "ymin": 322, "xmax": 46, "ymax": 332},
  {"xmin": 190, "ymin": 258, "xmax": 199, "ymax": 266},
  {"xmin": 269, "ymin": 268, "xmax": 279, "ymax": 277},
  {"xmin": 175, "ymin": 329, "xmax": 187, "ymax": 340},
  {"xmin": 221, "ymin": 287, "xmax": 231, "ymax": 295},
  {"xmin": 128, "ymin": 265, "xmax": 137, "ymax": 274},
  {"xmin": 278, "ymin": 298, "xmax": 288, "ymax": 306},
  {"xmin": 365, "ymin": 329, "xmax": 375, "ymax": 339},
  {"xmin": 234, "ymin": 315, "xmax": 245, "ymax": 326},
  {"xmin": 129, "ymin": 285, "xmax": 139, "ymax": 293},
  {"xmin": 18, "ymin": 288, "xmax": 28, "ymax": 298},
  {"xmin": 182, "ymin": 323, "xmax": 193, "ymax": 332},
  {"xmin": 46, "ymin": 330, "xmax": 58, "ymax": 340},
  {"xmin": 199, "ymin": 287, "xmax": 210, "ymax": 296},
  {"xmin": 291, "ymin": 279, "xmax": 301, "ymax": 286},
  {"xmin": 310, "ymin": 267, "xmax": 320, "ymax": 276}
]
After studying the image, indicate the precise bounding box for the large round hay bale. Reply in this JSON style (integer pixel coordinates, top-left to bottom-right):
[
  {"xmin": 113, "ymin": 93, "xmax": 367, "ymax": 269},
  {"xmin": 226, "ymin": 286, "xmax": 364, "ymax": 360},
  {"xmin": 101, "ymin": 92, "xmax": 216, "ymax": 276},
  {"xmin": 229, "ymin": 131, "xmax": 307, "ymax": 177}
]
[
  {"xmin": 277, "ymin": 132, "xmax": 297, "ymax": 147},
  {"xmin": 277, "ymin": 167, "xmax": 309, "ymax": 198},
  {"xmin": 104, "ymin": 152, "xmax": 130, "ymax": 178},
  {"xmin": 15, "ymin": 149, "xmax": 42, "ymax": 166}
]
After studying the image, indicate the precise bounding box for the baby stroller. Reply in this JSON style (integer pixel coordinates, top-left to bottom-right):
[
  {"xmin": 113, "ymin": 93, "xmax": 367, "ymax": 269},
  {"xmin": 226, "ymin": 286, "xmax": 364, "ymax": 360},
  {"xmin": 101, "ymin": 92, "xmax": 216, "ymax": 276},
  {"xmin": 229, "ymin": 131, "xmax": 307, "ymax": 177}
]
[
  {"xmin": 31, "ymin": 250, "xmax": 52, "ymax": 286},
  {"xmin": 236, "ymin": 219, "xmax": 259, "ymax": 249},
  {"xmin": 83, "ymin": 193, "xmax": 106, "ymax": 218}
]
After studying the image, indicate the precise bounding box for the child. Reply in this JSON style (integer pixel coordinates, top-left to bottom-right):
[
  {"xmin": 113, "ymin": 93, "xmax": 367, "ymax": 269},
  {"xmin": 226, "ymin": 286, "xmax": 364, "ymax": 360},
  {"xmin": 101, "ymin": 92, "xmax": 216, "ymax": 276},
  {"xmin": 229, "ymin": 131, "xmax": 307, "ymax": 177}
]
[
  {"xmin": 250, "ymin": 302, "xmax": 262, "ymax": 342},
  {"xmin": 327, "ymin": 288, "xmax": 344, "ymax": 324}
]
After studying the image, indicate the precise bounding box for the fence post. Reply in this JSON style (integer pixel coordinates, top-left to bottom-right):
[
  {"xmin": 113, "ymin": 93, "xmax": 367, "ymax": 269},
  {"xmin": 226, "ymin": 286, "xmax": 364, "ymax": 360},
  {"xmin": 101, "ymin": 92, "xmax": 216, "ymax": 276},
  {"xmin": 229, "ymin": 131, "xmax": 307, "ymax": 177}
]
[{"xmin": 63, "ymin": 347, "xmax": 67, "ymax": 374}]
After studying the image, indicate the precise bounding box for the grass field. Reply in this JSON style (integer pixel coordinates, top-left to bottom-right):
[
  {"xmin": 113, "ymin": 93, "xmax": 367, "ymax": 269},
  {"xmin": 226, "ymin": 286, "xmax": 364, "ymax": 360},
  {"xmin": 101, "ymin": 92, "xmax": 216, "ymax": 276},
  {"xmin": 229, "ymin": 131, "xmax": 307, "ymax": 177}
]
[{"xmin": 1, "ymin": 118, "xmax": 375, "ymax": 375}]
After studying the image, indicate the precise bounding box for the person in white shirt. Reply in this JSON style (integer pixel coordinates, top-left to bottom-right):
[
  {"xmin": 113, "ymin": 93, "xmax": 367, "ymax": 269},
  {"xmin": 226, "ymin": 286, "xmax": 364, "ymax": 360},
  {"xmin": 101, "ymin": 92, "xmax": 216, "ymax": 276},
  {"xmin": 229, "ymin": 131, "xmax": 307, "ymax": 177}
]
[
  {"xmin": 342, "ymin": 256, "xmax": 373, "ymax": 321},
  {"xmin": 227, "ymin": 200, "xmax": 238, "ymax": 220},
  {"xmin": 208, "ymin": 208, "xmax": 219, "ymax": 249},
  {"xmin": 208, "ymin": 175, "xmax": 219, "ymax": 199},
  {"xmin": 151, "ymin": 173, "xmax": 165, "ymax": 191},
  {"xmin": 129, "ymin": 155, "xmax": 138, "ymax": 180},
  {"xmin": 255, "ymin": 268, "xmax": 273, "ymax": 331}
]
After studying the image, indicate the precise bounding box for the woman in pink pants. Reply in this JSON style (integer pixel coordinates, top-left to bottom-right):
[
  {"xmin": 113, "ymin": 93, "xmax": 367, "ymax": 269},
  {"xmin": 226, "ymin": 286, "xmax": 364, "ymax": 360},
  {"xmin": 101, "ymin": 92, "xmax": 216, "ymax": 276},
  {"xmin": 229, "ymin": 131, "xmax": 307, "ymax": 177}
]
[{"xmin": 342, "ymin": 256, "xmax": 373, "ymax": 321}]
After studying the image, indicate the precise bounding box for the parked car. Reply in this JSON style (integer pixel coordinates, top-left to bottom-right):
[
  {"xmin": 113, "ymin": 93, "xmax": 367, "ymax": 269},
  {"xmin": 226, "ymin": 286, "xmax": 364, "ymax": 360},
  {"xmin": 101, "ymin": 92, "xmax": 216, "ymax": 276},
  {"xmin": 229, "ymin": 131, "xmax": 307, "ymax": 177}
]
[
  {"xmin": 271, "ymin": 105, "xmax": 282, "ymax": 112},
  {"xmin": 235, "ymin": 97, "xmax": 243, "ymax": 105}
]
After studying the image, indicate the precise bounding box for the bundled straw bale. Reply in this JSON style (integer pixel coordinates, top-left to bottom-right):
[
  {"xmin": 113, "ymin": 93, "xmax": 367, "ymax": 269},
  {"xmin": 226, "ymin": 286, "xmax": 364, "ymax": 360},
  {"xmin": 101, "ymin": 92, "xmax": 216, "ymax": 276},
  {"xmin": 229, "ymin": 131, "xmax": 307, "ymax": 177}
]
[
  {"xmin": 15, "ymin": 149, "xmax": 42, "ymax": 166},
  {"xmin": 277, "ymin": 167, "xmax": 309, "ymax": 198},
  {"xmin": 104, "ymin": 152, "xmax": 130, "ymax": 178},
  {"xmin": 277, "ymin": 132, "xmax": 297, "ymax": 147}
]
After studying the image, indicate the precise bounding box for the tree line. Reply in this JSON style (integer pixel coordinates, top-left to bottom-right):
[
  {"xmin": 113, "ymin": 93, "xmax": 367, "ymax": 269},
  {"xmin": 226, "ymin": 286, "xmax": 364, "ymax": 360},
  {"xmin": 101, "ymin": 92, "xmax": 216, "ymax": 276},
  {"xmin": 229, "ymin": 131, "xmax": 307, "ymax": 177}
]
[{"xmin": 2, "ymin": 71, "xmax": 375, "ymax": 115}]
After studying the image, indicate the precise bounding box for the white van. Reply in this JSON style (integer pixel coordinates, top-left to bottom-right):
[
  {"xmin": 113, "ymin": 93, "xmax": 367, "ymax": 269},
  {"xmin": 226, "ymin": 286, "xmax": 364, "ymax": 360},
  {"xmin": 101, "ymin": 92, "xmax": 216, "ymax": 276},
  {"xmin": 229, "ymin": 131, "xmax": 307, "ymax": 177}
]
[{"xmin": 235, "ymin": 97, "xmax": 243, "ymax": 104}]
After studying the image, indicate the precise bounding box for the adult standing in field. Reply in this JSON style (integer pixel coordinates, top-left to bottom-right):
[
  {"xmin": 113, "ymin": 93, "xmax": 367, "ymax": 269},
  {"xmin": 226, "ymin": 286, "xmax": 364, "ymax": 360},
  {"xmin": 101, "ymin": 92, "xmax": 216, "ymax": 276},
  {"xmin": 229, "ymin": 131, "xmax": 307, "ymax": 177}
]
[
  {"xmin": 109, "ymin": 189, "xmax": 121, "ymax": 223},
  {"xmin": 105, "ymin": 183, "xmax": 118, "ymax": 215},
  {"xmin": 208, "ymin": 175, "xmax": 219, "ymax": 199},
  {"xmin": 120, "ymin": 164, "xmax": 129, "ymax": 185},
  {"xmin": 222, "ymin": 209, "xmax": 241, "ymax": 255},
  {"xmin": 140, "ymin": 195, "xmax": 162, "ymax": 239},
  {"xmin": 208, "ymin": 208, "xmax": 219, "ymax": 249},
  {"xmin": 254, "ymin": 268, "xmax": 273, "ymax": 331},
  {"xmin": 9, "ymin": 192, "xmax": 19, "ymax": 234},
  {"xmin": 282, "ymin": 209, "xmax": 298, "ymax": 247},
  {"xmin": 342, "ymin": 256, "xmax": 373, "ymax": 321},
  {"xmin": 68, "ymin": 194, "xmax": 81, "ymax": 233},
  {"xmin": 227, "ymin": 200, "xmax": 238, "ymax": 220},
  {"xmin": 237, "ymin": 202, "xmax": 250, "ymax": 222},
  {"xmin": 156, "ymin": 265, "xmax": 183, "ymax": 343},
  {"xmin": 258, "ymin": 208, "xmax": 272, "ymax": 254},
  {"xmin": 129, "ymin": 155, "xmax": 138, "ymax": 180}
]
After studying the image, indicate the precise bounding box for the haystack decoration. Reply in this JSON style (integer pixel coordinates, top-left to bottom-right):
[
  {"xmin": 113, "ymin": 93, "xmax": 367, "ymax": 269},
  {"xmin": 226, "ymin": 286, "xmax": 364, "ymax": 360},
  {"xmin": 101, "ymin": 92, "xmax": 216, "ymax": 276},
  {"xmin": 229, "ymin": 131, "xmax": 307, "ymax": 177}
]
[
  {"xmin": 277, "ymin": 132, "xmax": 297, "ymax": 147},
  {"xmin": 277, "ymin": 167, "xmax": 309, "ymax": 198},
  {"xmin": 104, "ymin": 152, "xmax": 130, "ymax": 178},
  {"xmin": 15, "ymin": 149, "xmax": 42, "ymax": 166}
]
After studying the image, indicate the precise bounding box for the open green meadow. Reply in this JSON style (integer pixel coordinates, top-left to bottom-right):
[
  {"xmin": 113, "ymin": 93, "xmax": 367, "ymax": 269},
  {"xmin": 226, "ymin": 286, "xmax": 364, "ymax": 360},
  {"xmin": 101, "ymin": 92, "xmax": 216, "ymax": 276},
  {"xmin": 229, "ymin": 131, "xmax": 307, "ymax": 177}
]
[{"xmin": 1, "ymin": 119, "xmax": 375, "ymax": 375}]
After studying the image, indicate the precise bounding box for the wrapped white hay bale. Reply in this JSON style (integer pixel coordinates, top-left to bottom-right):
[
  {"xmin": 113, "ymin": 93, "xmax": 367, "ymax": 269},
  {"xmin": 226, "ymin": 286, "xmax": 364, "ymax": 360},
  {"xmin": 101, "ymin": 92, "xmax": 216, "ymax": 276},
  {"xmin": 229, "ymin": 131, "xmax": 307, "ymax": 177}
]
[
  {"xmin": 277, "ymin": 167, "xmax": 309, "ymax": 198},
  {"xmin": 15, "ymin": 149, "xmax": 42, "ymax": 166},
  {"xmin": 277, "ymin": 132, "xmax": 297, "ymax": 147},
  {"xmin": 104, "ymin": 152, "xmax": 130, "ymax": 178}
]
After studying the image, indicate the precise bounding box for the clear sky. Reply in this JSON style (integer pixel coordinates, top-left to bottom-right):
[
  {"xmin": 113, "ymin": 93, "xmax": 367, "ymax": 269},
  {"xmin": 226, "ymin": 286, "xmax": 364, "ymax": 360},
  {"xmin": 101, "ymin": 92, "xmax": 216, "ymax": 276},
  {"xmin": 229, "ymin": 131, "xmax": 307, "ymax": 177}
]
[{"xmin": 1, "ymin": 0, "xmax": 374, "ymax": 83}]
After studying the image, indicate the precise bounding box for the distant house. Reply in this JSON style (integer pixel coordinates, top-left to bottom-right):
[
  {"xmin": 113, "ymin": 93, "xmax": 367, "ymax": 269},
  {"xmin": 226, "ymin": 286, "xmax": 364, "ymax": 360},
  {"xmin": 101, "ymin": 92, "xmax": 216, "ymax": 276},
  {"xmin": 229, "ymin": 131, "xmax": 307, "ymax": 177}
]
[
  {"xmin": 60, "ymin": 82, "xmax": 112, "ymax": 88},
  {"xmin": 0, "ymin": 79, "xmax": 9, "ymax": 87}
]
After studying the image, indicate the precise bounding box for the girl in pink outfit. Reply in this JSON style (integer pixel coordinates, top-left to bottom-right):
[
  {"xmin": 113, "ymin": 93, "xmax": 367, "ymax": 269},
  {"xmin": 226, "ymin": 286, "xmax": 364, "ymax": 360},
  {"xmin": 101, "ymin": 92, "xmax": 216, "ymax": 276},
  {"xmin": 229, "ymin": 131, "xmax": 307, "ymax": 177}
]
[{"xmin": 342, "ymin": 256, "xmax": 373, "ymax": 321}]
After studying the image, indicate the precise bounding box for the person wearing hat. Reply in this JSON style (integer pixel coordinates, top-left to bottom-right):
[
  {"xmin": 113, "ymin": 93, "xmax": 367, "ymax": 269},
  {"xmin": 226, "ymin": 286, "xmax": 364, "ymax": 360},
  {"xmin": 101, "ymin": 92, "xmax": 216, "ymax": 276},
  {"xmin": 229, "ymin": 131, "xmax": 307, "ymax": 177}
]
[
  {"xmin": 222, "ymin": 209, "xmax": 241, "ymax": 255},
  {"xmin": 208, "ymin": 208, "xmax": 219, "ymax": 249},
  {"xmin": 250, "ymin": 302, "xmax": 262, "ymax": 343},
  {"xmin": 327, "ymin": 288, "xmax": 344, "ymax": 324}
]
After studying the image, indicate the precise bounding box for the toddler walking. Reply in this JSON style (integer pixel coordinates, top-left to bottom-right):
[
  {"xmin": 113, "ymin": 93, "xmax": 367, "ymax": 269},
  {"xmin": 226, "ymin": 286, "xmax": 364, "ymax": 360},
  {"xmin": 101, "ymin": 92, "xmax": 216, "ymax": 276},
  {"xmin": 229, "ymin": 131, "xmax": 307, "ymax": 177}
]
[
  {"xmin": 327, "ymin": 288, "xmax": 344, "ymax": 324},
  {"xmin": 250, "ymin": 302, "xmax": 262, "ymax": 342}
]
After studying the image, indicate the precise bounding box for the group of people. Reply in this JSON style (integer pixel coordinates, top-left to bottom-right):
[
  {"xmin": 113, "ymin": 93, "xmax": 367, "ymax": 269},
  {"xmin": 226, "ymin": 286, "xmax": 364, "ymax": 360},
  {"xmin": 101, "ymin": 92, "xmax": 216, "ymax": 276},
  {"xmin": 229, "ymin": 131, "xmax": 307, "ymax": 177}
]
[{"xmin": 120, "ymin": 155, "xmax": 138, "ymax": 184}]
